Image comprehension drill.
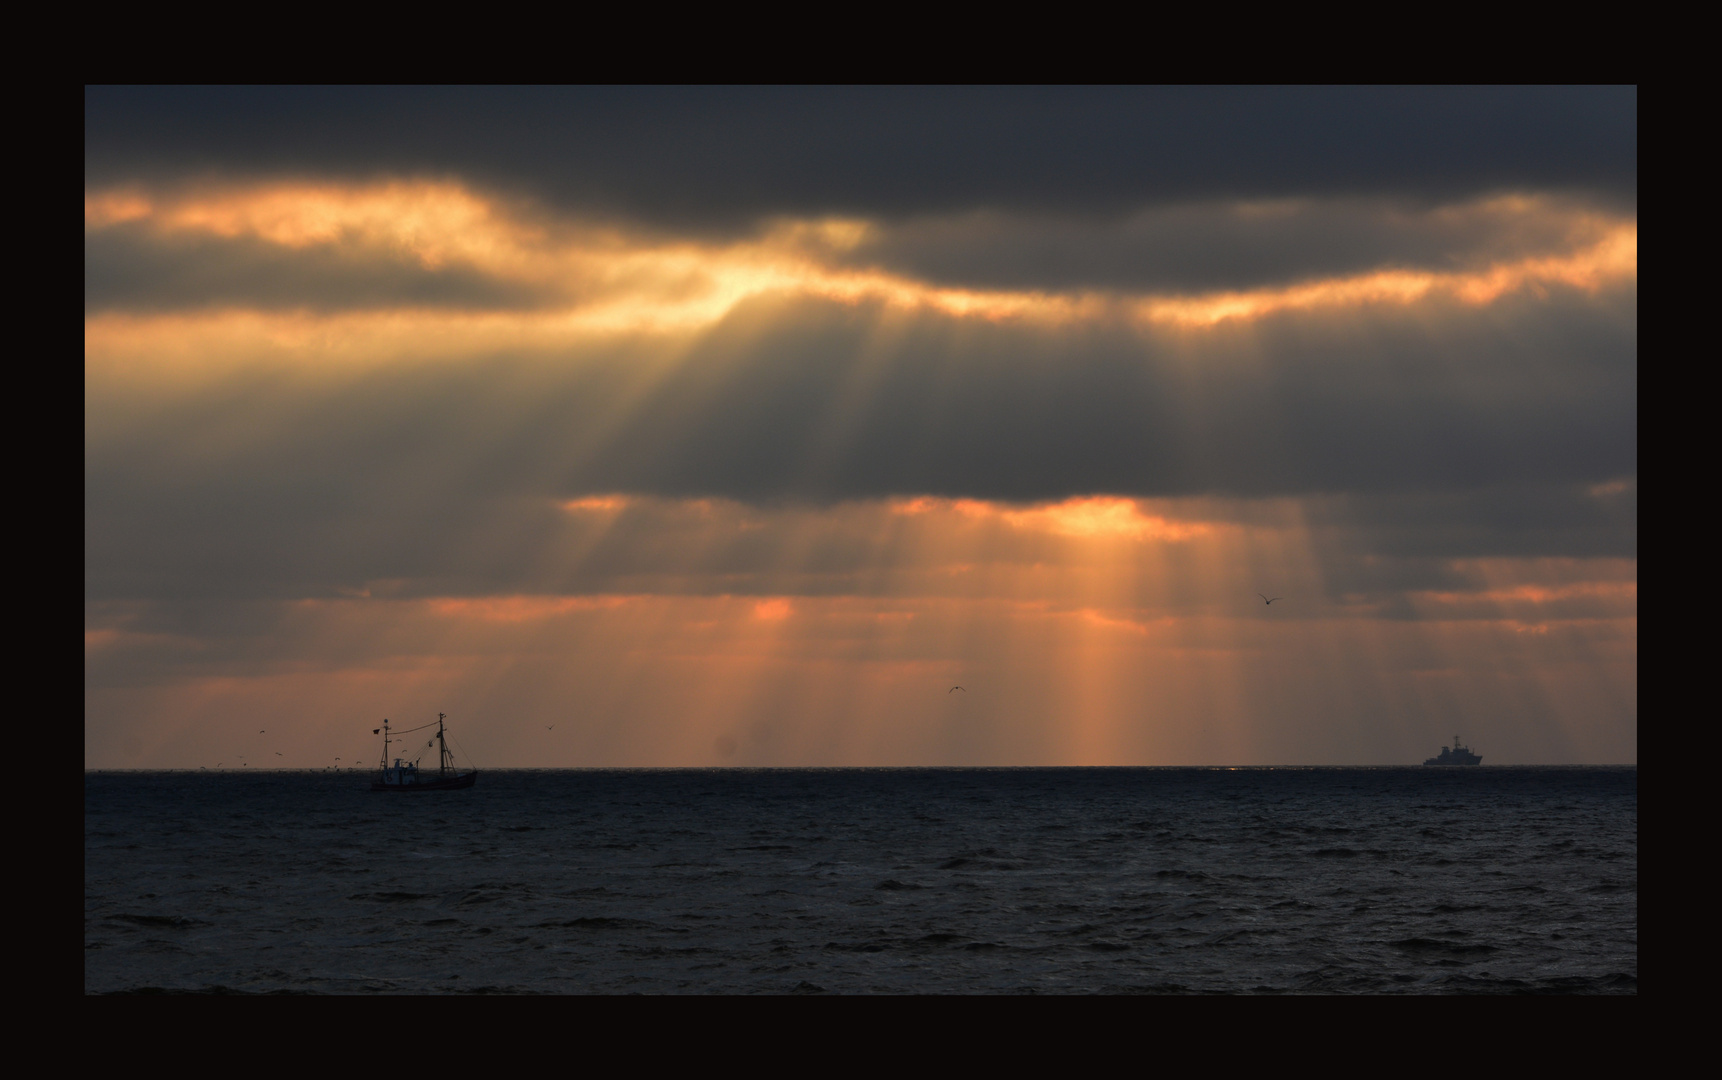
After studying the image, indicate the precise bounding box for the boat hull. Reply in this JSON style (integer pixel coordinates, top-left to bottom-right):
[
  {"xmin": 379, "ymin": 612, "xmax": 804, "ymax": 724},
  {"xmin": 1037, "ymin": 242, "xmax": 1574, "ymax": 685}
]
[{"xmin": 371, "ymin": 770, "xmax": 477, "ymax": 791}]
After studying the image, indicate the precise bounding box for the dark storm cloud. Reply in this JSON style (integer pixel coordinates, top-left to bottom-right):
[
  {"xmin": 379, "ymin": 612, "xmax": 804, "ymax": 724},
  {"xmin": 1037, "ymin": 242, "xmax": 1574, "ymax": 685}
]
[
  {"xmin": 86, "ymin": 87, "xmax": 1637, "ymax": 229},
  {"xmin": 84, "ymin": 223, "xmax": 551, "ymax": 313}
]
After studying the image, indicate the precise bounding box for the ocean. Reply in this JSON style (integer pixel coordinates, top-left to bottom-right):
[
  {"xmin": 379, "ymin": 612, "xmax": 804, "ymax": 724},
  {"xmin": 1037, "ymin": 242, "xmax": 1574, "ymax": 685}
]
[{"xmin": 85, "ymin": 767, "xmax": 1636, "ymax": 994}]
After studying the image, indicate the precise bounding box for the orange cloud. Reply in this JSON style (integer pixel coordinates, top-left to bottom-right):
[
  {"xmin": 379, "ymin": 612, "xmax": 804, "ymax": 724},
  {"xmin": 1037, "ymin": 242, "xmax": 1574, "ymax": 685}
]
[
  {"xmin": 86, "ymin": 180, "xmax": 1637, "ymax": 338},
  {"xmin": 1406, "ymin": 579, "xmax": 1637, "ymax": 624},
  {"xmin": 1136, "ymin": 225, "xmax": 1637, "ymax": 327},
  {"xmin": 892, "ymin": 495, "xmax": 1215, "ymax": 542},
  {"xmin": 560, "ymin": 495, "xmax": 629, "ymax": 513},
  {"xmin": 84, "ymin": 189, "xmax": 154, "ymax": 228},
  {"xmin": 426, "ymin": 595, "xmax": 637, "ymax": 622}
]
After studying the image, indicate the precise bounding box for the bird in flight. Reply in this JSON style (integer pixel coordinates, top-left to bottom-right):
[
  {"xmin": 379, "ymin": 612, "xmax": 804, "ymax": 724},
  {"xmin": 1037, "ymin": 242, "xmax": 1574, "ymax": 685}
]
[
  {"xmin": 949, "ymin": 686, "xmax": 966, "ymax": 693},
  {"xmin": 275, "ymin": 752, "xmax": 283, "ymax": 756},
  {"xmin": 1258, "ymin": 594, "xmax": 1282, "ymax": 605},
  {"xmin": 547, "ymin": 725, "xmax": 555, "ymax": 731}
]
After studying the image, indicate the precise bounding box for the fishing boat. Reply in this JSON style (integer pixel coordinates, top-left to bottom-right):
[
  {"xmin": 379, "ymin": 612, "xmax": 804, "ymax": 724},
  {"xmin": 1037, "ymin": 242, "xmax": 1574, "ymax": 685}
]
[{"xmin": 371, "ymin": 713, "xmax": 477, "ymax": 791}]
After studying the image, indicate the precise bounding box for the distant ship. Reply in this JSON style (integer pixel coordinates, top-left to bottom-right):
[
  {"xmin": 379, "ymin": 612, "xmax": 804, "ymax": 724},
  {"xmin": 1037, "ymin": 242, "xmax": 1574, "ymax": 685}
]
[
  {"xmin": 1424, "ymin": 736, "xmax": 1482, "ymax": 766},
  {"xmin": 371, "ymin": 713, "xmax": 477, "ymax": 791}
]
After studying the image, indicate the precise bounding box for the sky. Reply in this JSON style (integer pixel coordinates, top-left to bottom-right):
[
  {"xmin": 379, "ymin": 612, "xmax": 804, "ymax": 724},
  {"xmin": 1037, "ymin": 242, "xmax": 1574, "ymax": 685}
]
[{"xmin": 84, "ymin": 87, "xmax": 1636, "ymax": 768}]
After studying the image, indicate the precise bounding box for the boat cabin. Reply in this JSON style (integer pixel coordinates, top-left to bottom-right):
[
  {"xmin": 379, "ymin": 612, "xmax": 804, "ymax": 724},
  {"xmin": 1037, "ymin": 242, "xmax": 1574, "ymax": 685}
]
[{"xmin": 381, "ymin": 758, "xmax": 425, "ymax": 785}]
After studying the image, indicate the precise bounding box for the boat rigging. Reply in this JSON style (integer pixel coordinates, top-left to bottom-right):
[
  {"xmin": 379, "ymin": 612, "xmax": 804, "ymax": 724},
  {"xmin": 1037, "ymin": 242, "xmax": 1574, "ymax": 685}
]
[{"xmin": 372, "ymin": 713, "xmax": 478, "ymax": 791}]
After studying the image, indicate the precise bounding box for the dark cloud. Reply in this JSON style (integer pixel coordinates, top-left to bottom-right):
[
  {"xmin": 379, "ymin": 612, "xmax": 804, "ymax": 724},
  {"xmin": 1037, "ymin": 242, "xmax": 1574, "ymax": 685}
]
[
  {"xmin": 1307, "ymin": 482, "xmax": 1637, "ymax": 563},
  {"xmin": 84, "ymin": 223, "xmax": 551, "ymax": 313},
  {"xmin": 86, "ymin": 87, "xmax": 1636, "ymax": 229},
  {"xmin": 828, "ymin": 197, "xmax": 1622, "ymax": 294},
  {"xmin": 1287, "ymin": 482, "xmax": 1638, "ymax": 613},
  {"xmin": 553, "ymin": 291, "xmax": 1637, "ymax": 502},
  {"xmin": 86, "ymin": 192, "xmax": 1627, "ymax": 313},
  {"xmin": 85, "ymin": 289, "xmax": 1635, "ymax": 602}
]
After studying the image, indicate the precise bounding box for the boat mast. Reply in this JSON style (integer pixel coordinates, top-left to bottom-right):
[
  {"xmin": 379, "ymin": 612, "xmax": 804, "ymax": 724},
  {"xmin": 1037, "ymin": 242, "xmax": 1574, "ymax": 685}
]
[
  {"xmin": 438, "ymin": 713, "xmax": 451, "ymax": 776},
  {"xmin": 379, "ymin": 719, "xmax": 391, "ymax": 769}
]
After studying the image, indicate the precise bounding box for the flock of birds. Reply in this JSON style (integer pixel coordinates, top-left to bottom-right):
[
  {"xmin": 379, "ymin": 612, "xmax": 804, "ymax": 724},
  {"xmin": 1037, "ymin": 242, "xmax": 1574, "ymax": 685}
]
[{"xmin": 203, "ymin": 728, "xmax": 357, "ymax": 771}]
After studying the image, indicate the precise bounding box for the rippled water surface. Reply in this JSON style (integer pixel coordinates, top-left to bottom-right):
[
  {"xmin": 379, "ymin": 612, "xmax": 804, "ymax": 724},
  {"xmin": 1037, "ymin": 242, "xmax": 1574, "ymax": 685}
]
[{"xmin": 85, "ymin": 768, "xmax": 1636, "ymax": 993}]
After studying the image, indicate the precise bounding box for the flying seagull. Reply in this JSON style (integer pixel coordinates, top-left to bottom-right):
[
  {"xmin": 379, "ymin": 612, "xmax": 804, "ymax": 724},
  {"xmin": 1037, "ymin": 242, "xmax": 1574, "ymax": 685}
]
[
  {"xmin": 949, "ymin": 686, "xmax": 966, "ymax": 693},
  {"xmin": 547, "ymin": 725, "xmax": 555, "ymax": 730},
  {"xmin": 1258, "ymin": 594, "xmax": 1282, "ymax": 605}
]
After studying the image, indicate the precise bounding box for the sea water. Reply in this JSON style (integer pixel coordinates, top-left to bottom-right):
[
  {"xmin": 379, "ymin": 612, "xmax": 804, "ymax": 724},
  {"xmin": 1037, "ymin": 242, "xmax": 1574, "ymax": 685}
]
[{"xmin": 85, "ymin": 767, "xmax": 1636, "ymax": 993}]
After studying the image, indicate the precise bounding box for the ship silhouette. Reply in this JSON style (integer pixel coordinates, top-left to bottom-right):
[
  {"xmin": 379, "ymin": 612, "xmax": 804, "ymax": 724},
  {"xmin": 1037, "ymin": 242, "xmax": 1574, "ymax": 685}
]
[
  {"xmin": 371, "ymin": 713, "xmax": 477, "ymax": 790},
  {"xmin": 1424, "ymin": 735, "xmax": 1482, "ymax": 766}
]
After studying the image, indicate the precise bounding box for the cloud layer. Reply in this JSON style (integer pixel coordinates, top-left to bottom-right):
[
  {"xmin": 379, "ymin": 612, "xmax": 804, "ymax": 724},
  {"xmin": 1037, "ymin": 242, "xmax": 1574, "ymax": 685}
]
[{"xmin": 86, "ymin": 87, "xmax": 1637, "ymax": 226}]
